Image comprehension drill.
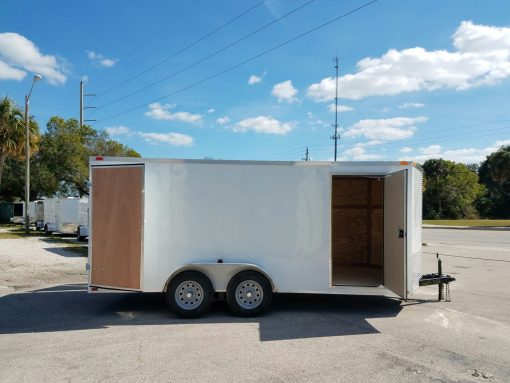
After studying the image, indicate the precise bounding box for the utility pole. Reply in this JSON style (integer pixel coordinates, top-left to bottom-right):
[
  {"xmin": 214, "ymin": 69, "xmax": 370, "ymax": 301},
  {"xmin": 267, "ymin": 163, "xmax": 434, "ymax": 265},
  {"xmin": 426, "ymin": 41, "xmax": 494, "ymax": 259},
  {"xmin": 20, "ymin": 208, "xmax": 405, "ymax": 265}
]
[
  {"xmin": 80, "ymin": 81, "xmax": 83, "ymax": 127},
  {"xmin": 302, "ymin": 147, "xmax": 310, "ymax": 161},
  {"xmin": 80, "ymin": 80, "xmax": 97, "ymax": 127},
  {"xmin": 330, "ymin": 56, "xmax": 339, "ymax": 161}
]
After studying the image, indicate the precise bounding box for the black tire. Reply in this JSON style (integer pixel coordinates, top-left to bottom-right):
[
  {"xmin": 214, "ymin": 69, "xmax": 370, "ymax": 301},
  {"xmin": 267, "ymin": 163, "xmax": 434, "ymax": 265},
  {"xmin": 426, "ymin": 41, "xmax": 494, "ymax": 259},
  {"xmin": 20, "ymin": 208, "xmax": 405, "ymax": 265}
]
[
  {"xmin": 166, "ymin": 271, "xmax": 214, "ymax": 318},
  {"xmin": 226, "ymin": 271, "xmax": 273, "ymax": 317},
  {"xmin": 44, "ymin": 225, "xmax": 52, "ymax": 236}
]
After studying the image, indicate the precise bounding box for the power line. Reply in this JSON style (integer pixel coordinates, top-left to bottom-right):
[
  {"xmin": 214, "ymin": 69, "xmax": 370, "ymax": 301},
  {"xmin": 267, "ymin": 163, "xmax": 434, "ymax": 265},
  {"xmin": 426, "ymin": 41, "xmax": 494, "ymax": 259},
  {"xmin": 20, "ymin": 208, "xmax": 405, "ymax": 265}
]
[
  {"xmin": 118, "ymin": 0, "xmax": 203, "ymax": 62},
  {"xmin": 342, "ymin": 126, "xmax": 510, "ymax": 154},
  {"xmin": 99, "ymin": 0, "xmax": 267, "ymax": 97},
  {"xmin": 95, "ymin": 0, "xmax": 379, "ymax": 123},
  {"xmin": 97, "ymin": 0, "xmax": 317, "ymax": 109},
  {"xmin": 270, "ymin": 126, "xmax": 510, "ymax": 161}
]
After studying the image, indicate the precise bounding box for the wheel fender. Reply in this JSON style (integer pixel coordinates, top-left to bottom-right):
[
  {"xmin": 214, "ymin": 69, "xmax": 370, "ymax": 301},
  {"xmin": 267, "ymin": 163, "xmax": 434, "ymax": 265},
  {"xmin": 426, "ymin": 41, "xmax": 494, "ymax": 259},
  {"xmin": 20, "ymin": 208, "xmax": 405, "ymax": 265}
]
[{"xmin": 163, "ymin": 263, "xmax": 277, "ymax": 293}]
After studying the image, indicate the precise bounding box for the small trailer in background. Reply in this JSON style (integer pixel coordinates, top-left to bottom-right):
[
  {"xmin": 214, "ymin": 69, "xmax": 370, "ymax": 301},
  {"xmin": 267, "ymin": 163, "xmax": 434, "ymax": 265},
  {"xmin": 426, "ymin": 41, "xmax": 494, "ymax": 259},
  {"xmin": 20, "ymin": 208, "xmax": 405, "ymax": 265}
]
[
  {"xmin": 87, "ymin": 158, "xmax": 424, "ymax": 318},
  {"xmin": 43, "ymin": 198, "xmax": 57, "ymax": 234},
  {"xmin": 27, "ymin": 200, "xmax": 44, "ymax": 229},
  {"xmin": 43, "ymin": 197, "xmax": 89, "ymax": 236},
  {"xmin": 35, "ymin": 200, "xmax": 44, "ymax": 229},
  {"xmin": 9, "ymin": 202, "xmax": 25, "ymax": 224},
  {"xmin": 76, "ymin": 202, "xmax": 89, "ymax": 241}
]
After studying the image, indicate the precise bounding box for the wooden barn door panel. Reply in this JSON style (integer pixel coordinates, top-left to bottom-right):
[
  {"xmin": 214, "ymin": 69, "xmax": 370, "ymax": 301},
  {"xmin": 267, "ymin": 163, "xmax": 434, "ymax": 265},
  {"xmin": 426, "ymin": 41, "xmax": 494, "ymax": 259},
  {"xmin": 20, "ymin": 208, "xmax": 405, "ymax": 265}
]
[{"xmin": 91, "ymin": 165, "xmax": 143, "ymax": 290}]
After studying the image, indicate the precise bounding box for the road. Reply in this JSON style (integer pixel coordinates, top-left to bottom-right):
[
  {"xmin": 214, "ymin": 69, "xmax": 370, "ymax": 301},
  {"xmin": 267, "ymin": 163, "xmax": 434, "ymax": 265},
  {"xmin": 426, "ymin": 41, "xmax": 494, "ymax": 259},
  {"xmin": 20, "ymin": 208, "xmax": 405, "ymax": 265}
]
[
  {"xmin": 0, "ymin": 228, "xmax": 509, "ymax": 382},
  {"xmin": 424, "ymin": 227, "xmax": 510, "ymax": 250}
]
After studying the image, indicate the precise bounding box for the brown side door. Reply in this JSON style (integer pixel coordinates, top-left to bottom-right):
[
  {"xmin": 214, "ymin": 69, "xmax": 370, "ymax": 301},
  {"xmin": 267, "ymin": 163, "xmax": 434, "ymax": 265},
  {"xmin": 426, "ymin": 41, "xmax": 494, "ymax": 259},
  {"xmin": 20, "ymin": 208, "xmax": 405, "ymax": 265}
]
[{"xmin": 90, "ymin": 165, "xmax": 143, "ymax": 290}]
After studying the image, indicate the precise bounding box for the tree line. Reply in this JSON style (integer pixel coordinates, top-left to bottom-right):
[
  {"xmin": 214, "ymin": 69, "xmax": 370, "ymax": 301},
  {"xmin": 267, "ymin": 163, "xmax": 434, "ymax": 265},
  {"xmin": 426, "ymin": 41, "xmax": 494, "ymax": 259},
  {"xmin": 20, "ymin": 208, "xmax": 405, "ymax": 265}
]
[
  {"xmin": 422, "ymin": 146, "xmax": 509, "ymax": 219},
  {"xmin": 0, "ymin": 96, "xmax": 139, "ymax": 201}
]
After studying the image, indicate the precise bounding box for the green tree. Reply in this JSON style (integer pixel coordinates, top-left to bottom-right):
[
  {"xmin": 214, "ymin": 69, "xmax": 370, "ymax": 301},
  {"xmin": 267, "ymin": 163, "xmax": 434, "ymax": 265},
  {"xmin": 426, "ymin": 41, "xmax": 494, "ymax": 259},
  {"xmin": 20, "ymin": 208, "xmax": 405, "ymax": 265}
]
[
  {"xmin": 422, "ymin": 159, "xmax": 484, "ymax": 219},
  {"xmin": 477, "ymin": 146, "xmax": 510, "ymax": 218},
  {"xmin": 1, "ymin": 116, "xmax": 140, "ymax": 200},
  {"xmin": 36, "ymin": 117, "xmax": 140, "ymax": 197},
  {"xmin": 0, "ymin": 96, "xmax": 40, "ymax": 192}
]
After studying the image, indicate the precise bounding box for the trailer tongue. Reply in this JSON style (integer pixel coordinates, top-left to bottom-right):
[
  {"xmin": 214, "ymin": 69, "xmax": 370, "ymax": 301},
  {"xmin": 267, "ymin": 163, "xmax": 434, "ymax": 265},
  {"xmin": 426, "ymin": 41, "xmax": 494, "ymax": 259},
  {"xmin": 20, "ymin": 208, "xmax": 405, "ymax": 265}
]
[{"xmin": 419, "ymin": 254, "xmax": 456, "ymax": 301}]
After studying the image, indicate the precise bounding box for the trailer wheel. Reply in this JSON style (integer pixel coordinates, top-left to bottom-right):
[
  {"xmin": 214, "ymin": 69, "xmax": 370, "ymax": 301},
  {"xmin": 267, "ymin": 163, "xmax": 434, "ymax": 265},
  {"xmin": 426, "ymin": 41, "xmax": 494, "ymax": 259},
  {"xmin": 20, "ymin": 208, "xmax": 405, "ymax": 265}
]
[
  {"xmin": 226, "ymin": 271, "xmax": 272, "ymax": 317},
  {"xmin": 76, "ymin": 228, "xmax": 85, "ymax": 242},
  {"xmin": 166, "ymin": 271, "xmax": 214, "ymax": 318}
]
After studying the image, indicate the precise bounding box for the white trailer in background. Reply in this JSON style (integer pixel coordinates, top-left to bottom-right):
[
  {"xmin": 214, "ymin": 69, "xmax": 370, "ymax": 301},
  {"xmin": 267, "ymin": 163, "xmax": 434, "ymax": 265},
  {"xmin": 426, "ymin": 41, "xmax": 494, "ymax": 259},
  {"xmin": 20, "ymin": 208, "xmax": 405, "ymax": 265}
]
[
  {"xmin": 44, "ymin": 197, "xmax": 89, "ymax": 236},
  {"xmin": 43, "ymin": 198, "xmax": 57, "ymax": 234},
  {"xmin": 28, "ymin": 200, "xmax": 44, "ymax": 229},
  {"xmin": 10, "ymin": 202, "xmax": 25, "ymax": 224},
  {"xmin": 76, "ymin": 202, "xmax": 89, "ymax": 241},
  {"xmin": 87, "ymin": 158, "xmax": 423, "ymax": 318},
  {"xmin": 27, "ymin": 202, "xmax": 36, "ymax": 224}
]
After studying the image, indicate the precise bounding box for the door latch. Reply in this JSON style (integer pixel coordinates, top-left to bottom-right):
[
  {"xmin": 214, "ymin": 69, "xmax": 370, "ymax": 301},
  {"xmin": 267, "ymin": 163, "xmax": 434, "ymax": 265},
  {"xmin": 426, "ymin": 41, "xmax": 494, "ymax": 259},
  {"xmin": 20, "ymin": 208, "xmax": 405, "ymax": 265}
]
[{"xmin": 399, "ymin": 229, "xmax": 405, "ymax": 238}]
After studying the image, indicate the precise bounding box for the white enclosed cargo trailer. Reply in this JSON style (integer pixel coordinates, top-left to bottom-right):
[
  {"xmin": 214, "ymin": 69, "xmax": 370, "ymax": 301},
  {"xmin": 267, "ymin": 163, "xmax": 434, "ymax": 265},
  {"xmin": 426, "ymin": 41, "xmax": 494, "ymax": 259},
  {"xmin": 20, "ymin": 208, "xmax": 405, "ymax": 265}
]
[
  {"xmin": 43, "ymin": 198, "xmax": 57, "ymax": 233},
  {"xmin": 44, "ymin": 197, "xmax": 89, "ymax": 235},
  {"xmin": 10, "ymin": 202, "xmax": 25, "ymax": 224},
  {"xmin": 87, "ymin": 157, "xmax": 423, "ymax": 317},
  {"xmin": 28, "ymin": 200, "xmax": 44, "ymax": 228}
]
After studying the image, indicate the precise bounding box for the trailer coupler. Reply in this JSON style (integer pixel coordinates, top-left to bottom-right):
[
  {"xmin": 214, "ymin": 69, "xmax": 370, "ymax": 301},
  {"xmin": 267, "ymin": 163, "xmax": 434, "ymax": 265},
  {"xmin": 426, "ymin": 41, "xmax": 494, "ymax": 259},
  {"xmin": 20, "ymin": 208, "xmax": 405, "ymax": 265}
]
[{"xmin": 419, "ymin": 253, "xmax": 456, "ymax": 301}]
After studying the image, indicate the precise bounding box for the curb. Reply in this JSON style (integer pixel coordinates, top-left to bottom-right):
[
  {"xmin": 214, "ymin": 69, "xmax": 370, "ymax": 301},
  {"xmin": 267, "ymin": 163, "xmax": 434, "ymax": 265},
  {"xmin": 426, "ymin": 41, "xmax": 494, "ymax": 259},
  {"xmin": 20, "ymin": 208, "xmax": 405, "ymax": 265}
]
[{"xmin": 423, "ymin": 225, "xmax": 510, "ymax": 231}]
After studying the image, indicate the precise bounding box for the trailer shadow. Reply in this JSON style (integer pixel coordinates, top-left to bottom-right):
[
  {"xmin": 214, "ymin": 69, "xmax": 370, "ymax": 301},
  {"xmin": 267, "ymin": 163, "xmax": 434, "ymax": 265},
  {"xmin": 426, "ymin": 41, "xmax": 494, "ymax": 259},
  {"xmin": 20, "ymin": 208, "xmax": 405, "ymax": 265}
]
[{"xmin": 0, "ymin": 284, "xmax": 405, "ymax": 341}]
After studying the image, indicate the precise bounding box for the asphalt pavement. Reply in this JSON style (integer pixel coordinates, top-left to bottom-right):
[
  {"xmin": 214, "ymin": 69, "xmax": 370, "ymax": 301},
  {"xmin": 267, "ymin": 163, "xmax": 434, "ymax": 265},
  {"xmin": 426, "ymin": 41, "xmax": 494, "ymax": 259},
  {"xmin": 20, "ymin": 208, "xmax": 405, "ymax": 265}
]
[{"xmin": 0, "ymin": 228, "xmax": 508, "ymax": 382}]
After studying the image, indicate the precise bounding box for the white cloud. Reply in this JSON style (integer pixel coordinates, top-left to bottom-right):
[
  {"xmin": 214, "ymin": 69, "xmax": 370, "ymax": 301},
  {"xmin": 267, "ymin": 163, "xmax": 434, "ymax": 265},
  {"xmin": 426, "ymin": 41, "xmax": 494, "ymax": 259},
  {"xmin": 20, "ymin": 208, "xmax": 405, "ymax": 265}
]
[
  {"xmin": 0, "ymin": 60, "xmax": 26, "ymax": 81},
  {"xmin": 0, "ymin": 32, "xmax": 67, "ymax": 85},
  {"xmin": 106, "ymin": 125, "xmax": 131, "ymax": 136},
  {"xmin": 414, "ymin": 139, "xmax": 510, "ymax": 163},
  {"xmin": 345, "ymin": 116, "xmax": 427, "ymax": 141},
  {"xmin": 494, "ymin": 139, "xmax": 510, "ymax": 147},
  {"xmin": 271, "ymin": 80, "xmax": 298, "ymax": 103},
  {"xmin": 145, "ymin": 103, "xmax": 202, "ymax": 124},
  {"xmin": 207, "ymin": 108, "xmax": 215, "ymax": 113},
  {"xmin": 400, "ymin": 146, "xmax": 413, "ymax": 153},
  {"xmin": 343, "ymin": 146, "xmax": 382, "ymax": 160},
  {"xmin": 86, "ymin": 50, "xmax": 118, "ymax": 68},
  {"xmin": 399, "ymin": 102, "xmax": 425, "ymax": 109},
  {"xmin": 217, "ymin": 116, "xmax": 230, "ymax": 125},
  {"xmin": 139, "ymin": 132, "xmax": 193, "ymax": 147},
  {"xmin": 248, "ymin": 75, "xmax": 262, "ymax": 84},
  {"xmin": 100, "ymin": 58, "xmax": 116, "ymax": 68},
  {"xmin": 421, "ymin": 144, "xmax": 442, "ymax": 155},
  {"xmin": 248, "ymin": 70, "xmax": 267, "ymax": 85},
  {"xmin": 103, "ymin": 125, "xmax": 193, "ymax": 146},
  {"xmin": 307, "ymin": 21, "xmax": 510, "ymax": 101},
  {"xmin": 327, "ymin": 103, "xmax": 354, "ymax": 113},
  {"xmin": 233, "ymin": 116, "xmax": 293, "ymax": 135}
]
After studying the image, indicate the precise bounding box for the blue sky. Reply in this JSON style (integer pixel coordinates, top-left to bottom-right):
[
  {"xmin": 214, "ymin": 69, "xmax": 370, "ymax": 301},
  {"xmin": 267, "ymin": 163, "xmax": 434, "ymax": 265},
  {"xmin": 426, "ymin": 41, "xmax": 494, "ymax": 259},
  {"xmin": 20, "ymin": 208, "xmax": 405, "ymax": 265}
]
[{"xmin": 1, "ymin": 0, "xmax": 510, "ymax": 163}]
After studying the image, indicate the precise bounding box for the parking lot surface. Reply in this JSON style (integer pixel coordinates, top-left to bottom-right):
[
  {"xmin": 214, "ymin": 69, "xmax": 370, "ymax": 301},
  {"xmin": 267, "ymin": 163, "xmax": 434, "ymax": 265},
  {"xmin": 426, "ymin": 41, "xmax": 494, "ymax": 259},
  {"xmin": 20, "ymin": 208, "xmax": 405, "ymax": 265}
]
[{"xmin": 0, "ymin": 228, "xmax": 509, "ymax": 382}]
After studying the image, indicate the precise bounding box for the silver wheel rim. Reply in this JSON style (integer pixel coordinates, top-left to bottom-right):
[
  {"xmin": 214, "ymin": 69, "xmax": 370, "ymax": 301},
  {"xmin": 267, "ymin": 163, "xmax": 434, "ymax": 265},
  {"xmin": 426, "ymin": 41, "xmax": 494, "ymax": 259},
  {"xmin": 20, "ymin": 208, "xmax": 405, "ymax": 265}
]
[
  {"xmin": 235, "ymin": 280, "xmax": 263, "ymax": 310},
  {"xmin": 175, "ymin": 281, "xmax": 204, "ymax": 310}
]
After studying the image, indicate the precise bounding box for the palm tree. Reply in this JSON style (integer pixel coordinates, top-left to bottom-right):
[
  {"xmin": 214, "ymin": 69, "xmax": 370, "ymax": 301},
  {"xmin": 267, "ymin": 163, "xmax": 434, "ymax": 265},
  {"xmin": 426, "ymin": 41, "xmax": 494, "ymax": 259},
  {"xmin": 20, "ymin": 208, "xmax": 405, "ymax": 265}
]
[{"xmin": 0, "ymin": 96, "xmax": 40, "ymax": 191}]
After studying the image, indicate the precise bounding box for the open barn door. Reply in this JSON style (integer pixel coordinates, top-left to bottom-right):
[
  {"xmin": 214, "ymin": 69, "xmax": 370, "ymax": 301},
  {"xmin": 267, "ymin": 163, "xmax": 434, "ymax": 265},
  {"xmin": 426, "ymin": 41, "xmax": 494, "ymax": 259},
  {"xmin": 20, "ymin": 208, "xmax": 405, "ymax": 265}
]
[
  {"xmin": 90, "ymin": 165, "xmax": 143, "ymax": 290},
  {"xmin": 384, "ymin": 170, "xmax": 407, "ymax": 298}
]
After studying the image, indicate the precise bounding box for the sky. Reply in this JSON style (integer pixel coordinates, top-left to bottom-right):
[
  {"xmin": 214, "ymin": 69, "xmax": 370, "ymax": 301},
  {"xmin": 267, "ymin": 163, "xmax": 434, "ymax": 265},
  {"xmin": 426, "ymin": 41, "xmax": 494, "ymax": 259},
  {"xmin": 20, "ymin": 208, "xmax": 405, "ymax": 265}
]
[{"xmin": 1, "ymin": 0, "xmax": 510, "ymax": 163}]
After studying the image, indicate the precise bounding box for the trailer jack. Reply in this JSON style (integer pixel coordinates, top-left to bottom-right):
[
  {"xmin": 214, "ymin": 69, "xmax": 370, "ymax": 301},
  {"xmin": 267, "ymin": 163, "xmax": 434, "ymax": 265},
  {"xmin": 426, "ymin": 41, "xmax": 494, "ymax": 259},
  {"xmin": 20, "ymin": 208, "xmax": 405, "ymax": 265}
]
[{"xmin": 419, "ymin": 253, "xmax": 456, "ymax": 301}]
